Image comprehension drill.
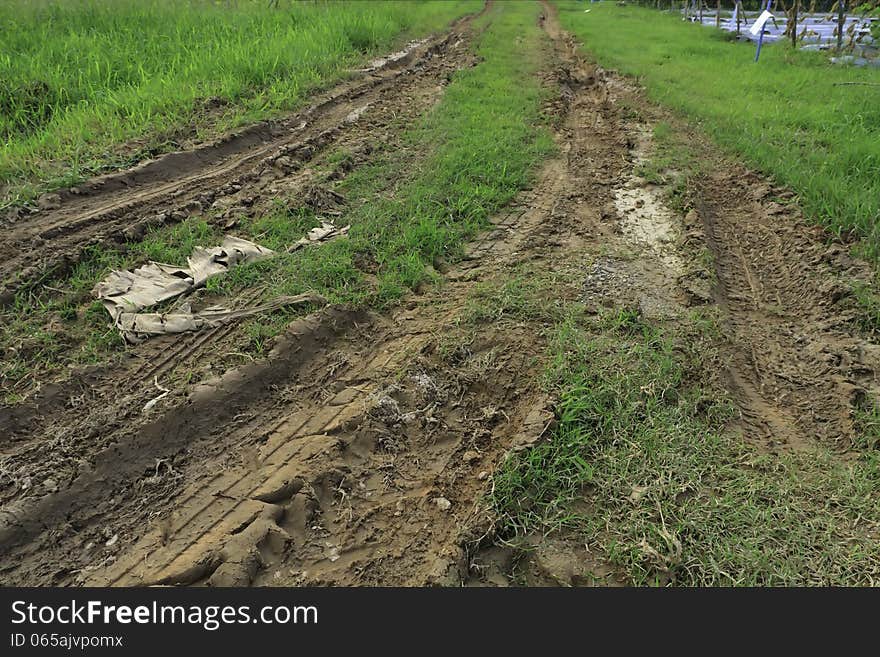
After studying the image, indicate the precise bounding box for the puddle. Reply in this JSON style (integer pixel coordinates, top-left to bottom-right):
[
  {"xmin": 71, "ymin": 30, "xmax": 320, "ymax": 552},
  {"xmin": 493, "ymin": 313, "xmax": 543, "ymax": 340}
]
[{"xmin": 612, "ymin": 128, "xmax": 683, "ymax": 274}]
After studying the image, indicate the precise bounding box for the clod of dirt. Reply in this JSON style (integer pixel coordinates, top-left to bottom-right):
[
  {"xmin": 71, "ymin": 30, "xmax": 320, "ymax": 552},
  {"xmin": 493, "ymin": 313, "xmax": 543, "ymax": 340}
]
[
  {"xmin": 678, "ymin": 270, "xmax": 714, "ymax": 306},
  {"xmin": 36, "ymin": 193, "xmax": 62, "ymax": 211},
  {"xmin": 302, "ymin": 185, "xmax": 346, "ymax": 213}
]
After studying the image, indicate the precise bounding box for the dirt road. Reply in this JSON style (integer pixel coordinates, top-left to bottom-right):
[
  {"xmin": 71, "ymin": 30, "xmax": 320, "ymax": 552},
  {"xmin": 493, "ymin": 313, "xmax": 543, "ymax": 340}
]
[{"xmin": 2, "ymin": 1, "xmax": 878, "ymax": 586}]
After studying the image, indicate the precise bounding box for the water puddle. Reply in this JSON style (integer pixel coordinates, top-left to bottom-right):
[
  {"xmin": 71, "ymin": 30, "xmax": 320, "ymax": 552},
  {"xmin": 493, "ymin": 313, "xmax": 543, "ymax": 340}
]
[{"xmin": 612, "ymin": 127, "xmax": 683, "ymax": 275}]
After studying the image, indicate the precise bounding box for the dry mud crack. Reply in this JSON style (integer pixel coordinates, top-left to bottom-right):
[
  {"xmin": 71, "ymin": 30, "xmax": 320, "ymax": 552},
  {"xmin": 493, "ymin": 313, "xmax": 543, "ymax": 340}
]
[{"xmin": 2, "ymin": 2, "xmax": 879, "ymax": 586}]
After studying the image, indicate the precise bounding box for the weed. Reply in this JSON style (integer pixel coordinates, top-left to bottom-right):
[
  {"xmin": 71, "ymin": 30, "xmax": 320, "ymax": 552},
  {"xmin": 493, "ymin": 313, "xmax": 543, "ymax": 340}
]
[
  {"xmin": 850, "ymin": 280, "xmax": 880, "ymax": 335},
  {"xmin": 463, "ymin": 272, "xmax": 562, "ymax": 326}
]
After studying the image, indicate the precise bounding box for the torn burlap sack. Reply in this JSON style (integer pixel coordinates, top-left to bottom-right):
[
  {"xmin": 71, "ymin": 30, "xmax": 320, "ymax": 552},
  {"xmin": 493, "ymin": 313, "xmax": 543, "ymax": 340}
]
[{"xmin": 93, "ymin": 236, "xmax": 309, "ymax": 343}]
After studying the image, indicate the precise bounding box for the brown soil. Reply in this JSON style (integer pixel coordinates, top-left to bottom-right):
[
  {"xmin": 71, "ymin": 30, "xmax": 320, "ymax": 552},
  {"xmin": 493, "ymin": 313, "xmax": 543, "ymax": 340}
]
[{"xmin": 1, "ymin": 2, "xmax": 878, "ymax": 587}]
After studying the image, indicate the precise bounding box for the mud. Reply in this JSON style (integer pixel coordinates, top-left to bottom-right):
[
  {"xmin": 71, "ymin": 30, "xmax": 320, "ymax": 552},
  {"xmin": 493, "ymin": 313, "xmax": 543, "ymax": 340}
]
[
  {"xmin": 698, "ymin": 167, "xmax": 874, "ymax": 451},
  {"xmin": 2, "ymin": 1, "xmax": 879, "ymax": 586},
  {"xmin": 466, "ymin": 3, "xmax": 880, "ymax": 584},
  {"xmin": 612, "ymin": 128, "xmax": 684, "ymax": 275}
]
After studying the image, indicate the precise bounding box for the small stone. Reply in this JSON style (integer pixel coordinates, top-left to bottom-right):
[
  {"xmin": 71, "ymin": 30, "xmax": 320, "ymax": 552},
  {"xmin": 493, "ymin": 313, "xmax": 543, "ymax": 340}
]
[
  {"xmin": 105, "ymin": 534, "xmax": 119, "ymax": 548},
  {"xmin": 42, "ymin": 478, "xmax": 58, "ymax": 493},
  {"xmin": 463, "ymin": 450, "xmax": 480, "ymax": 463},
  {"xmin": 629, "ymin": 486, "xmax": 648, "ymax": 503},
  {"xmin": 37, "ymin": 194, "xmax": 62, "ymax": 211},
  {"xmin": 433, "ymin": 497, "xmax": 452, "ymax": 511}
]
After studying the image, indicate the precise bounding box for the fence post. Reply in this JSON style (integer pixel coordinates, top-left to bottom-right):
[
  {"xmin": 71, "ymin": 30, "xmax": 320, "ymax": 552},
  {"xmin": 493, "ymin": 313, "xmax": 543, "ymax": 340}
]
[
  {"xmin": 755, "ymin": 0, "xmax": 773, "ymax": 61},
  {"xmin": 837, "ymin": 0, "xmax": 845, "ymax": 52}
]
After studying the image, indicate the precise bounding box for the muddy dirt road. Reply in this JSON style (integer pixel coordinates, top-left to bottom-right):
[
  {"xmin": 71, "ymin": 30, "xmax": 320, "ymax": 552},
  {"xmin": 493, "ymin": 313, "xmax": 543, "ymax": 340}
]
[{"xmin": 2, "ymin": 2, "xmax": 878, "ymax": 586}]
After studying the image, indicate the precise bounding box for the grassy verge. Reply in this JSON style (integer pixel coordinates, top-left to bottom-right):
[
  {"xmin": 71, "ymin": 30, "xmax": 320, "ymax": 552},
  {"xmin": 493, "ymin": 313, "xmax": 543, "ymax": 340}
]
[
  {"xmin": 555, "ymin": 2, "xmax": 880, "ymax": 261},
  {"xmin": 0, "ymin": 0, "xmax": 480, "ymax": 207},
  {"xmin": 1, "ymin": 0, "xmax": 555, "ymax": 400},
  {"xmin": 491, "ymin": 304, "xmax": 880, "ymax": 585}
]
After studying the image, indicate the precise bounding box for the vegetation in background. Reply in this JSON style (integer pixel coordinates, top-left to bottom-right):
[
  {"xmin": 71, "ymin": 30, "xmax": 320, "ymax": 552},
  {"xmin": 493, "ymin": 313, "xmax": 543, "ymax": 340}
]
[
  {"xmin": 557, "ymin": 2, "xmax": 880, "ymax": 261},
  {"xmin": 0, "ymin": 0, "xmax": 555, "ymax": 399},
  {"xmin": 0, "ymin": 0, "xmax": 479, "ymax": 206},
  {"xmin": 491, "ymin": 305, "xmax": 880, "ymax": 585}
]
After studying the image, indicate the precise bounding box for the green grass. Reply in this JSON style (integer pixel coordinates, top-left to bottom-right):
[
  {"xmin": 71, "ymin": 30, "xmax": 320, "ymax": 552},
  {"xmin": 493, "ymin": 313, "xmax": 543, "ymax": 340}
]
[
  {"xmin": 556, "ymin": 2, "xmax": 880, "ymax": 260},
  {"xmin": 0, "ymin": 0, "xmax": 555, "ymax": 399},
  {"xmin": 0, "ymin": 0, "xmax": 480, "ymax": 207},
  {"xmin": 491, "ymin": 306, "xmax": 880, "ymax": 585},
  {"xmin": 462, "ymin": 270, "xmax": 566, "ymax": 326}
]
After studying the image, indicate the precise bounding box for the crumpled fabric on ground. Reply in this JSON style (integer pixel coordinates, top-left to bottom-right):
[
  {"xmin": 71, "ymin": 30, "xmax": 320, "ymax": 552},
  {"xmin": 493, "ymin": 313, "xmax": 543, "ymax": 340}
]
[
  {"xmin": 93, "ymin": 236, "xmax": 278, "ymax": 342},
  {"xmin": 115, "ymin": 293, "xmax": 325, "ymax": 344},
  {"xmin": 94, "ymin": 236, "xmax": 273, "ymax": 320}
]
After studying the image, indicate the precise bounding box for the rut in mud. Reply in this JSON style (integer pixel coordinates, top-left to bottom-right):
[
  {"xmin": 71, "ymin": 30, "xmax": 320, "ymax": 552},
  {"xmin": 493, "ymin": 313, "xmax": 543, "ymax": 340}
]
[{"xmin": 2, "ymin": 1, "xmax": 879, "ymax": 587}]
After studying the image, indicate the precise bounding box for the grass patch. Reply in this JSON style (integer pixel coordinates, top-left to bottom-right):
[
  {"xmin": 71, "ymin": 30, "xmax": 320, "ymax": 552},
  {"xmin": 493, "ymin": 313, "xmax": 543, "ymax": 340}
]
[
  {"xmin": 849, "ymin": 280, "xmax": 880, "ymax": 335},
  {"xmin": 463, "ymin": 272, "xmax": 565, "ymax": 326},
  {"xmin": 557, "ymin": 2, "xmax": 880, "ymax": 260},
  {"xmin": 492, "ymin": 306, "xmax": 880, "ymax": 585},
  {"xmin": 0, "ymin": 0, "xmax": 480, "ymax": 207}
]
